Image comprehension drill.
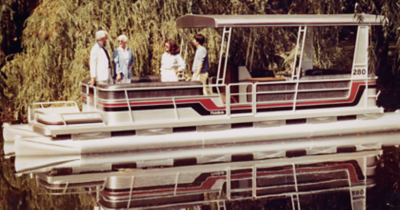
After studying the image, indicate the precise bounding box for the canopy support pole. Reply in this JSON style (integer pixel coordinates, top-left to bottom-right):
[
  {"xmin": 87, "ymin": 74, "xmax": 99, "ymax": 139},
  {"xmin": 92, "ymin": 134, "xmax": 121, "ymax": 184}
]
[
  {"xmin": 249, "ymin": 29, "xmax": 256, "ymax": 73},
  {"xmin": 222, "ymin": 27, "xmax": 233, "ymax": 85},
  {"xmin": 216, "ymin": 27, "xmax": 232, "ymax": 85}
]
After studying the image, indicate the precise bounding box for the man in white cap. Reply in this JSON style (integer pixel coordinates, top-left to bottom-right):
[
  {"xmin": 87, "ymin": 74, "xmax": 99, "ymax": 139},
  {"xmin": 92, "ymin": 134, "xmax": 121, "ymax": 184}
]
[{"xmin": 90, "ymin": 30, "xmax": 113, "ymax": 85}]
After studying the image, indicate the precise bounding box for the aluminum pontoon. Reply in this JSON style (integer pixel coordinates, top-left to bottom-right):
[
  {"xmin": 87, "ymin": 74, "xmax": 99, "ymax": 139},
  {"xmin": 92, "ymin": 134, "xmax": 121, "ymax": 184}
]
[{"xmin": 4, "ymin": 14, "xmax": 397, "ymax": 158}]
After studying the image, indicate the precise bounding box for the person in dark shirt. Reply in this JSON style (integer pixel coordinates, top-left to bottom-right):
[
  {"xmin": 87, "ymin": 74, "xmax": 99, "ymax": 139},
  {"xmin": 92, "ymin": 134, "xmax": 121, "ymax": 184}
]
[{"xmin": 191, "ymin": 34, "xmax": 210, "ymax": 95}]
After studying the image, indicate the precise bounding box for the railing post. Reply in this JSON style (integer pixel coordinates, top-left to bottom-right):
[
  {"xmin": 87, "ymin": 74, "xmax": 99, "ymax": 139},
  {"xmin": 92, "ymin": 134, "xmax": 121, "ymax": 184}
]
[
  {"xmin": 226, "ymin": 85, "xmax": 231, "ymax": 117},
  {"xmin": 63, "ymin": 182, "xmax": 69, "ymax": 194},
  {"xmin": 292, "ymin": 163, "xmax": 301, "ymax": 210},
  {"xmin": 125, "ymin": 90, "xmax": 134, "ymax": 123},
  {"xmin": 127, "ymin": 176, "xmax": 135, "ymax": 209},
  {"xmin": 172, "ymin": 97, "xmax": 179, "ymax": 120},
  {"xmin": 252, "ymin": 83, "xmax": 257, "ymax": 115},
  {"xmin": 60, "ymin": 115, "xmax": 67, "ymax": 127},
  {"xmin": 252, "ymin": 165, "xmax": 257, "ymax": 198},
  {"xmin": 96, "ymin": 185, "xmax": 101, "ymax": 202},
  {"xmin": 226, "ymin": 167, "xmax": 231, "ymax": 200},
  {"xmin": 174, "ymin": 172, "xmax": 180, "ymax": 196}
]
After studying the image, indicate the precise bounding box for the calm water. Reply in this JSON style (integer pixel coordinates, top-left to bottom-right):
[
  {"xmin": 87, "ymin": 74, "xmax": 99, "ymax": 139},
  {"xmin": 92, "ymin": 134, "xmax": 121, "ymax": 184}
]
[{"xmin": 1, "ymin": 127, "xmax": 400, "ymax": 210}]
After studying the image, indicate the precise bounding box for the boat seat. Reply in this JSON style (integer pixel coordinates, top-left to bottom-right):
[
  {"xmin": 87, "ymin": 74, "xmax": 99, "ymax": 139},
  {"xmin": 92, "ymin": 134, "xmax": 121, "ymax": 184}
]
[
  {"xmin": 34, "ymin": 107, "xmax": 80, "ymax": 115},
  {"xmin": 300, "ymin": 74, "xmax": 351, "ymax": 80},
  {"xmin": 303, "ymin": 69, "xmax": 351, "ymax": 76},
  {"xmin": 36, "ymin": 118, "xmax": 104, "ymax": 126},
  {"xmin": 33, "ymin": 107, "xmax": 104, "ymax": 126},
  {"xmin": 300, "ymin": 69, "xmax": 351, "ymax": 80}
]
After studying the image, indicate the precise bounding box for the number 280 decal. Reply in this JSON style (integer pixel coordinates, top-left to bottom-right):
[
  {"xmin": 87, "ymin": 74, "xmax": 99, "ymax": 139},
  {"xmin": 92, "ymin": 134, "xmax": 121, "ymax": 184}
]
[{"xmin": 353, "ymin": 69, "xmax": 366, "ymax": 75}]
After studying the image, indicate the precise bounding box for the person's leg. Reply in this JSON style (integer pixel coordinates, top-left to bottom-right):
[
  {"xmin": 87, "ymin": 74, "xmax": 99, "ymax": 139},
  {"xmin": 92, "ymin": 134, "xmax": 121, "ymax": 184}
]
[{"xmin": 199, "ymin": 73, "xmax": 209, "ymax": 95}]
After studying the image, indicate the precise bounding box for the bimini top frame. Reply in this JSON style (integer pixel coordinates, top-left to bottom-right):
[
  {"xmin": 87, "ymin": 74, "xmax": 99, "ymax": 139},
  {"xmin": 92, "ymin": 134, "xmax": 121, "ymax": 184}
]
[
  {"xmin": 177, "ymin": 14, "xmax": 385, "ymax": 86},
  {"xmin": 176, "ymin": 14, "xmax": 385, "ymax": 28}
]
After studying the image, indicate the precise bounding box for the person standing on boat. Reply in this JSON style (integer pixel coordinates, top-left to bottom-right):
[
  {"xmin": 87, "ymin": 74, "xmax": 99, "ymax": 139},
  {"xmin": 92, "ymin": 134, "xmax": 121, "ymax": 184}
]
[
  {"xmin": 113, "ymin": 35, "xmax": 134, "ymax": 84},
  {"xmin": 90, "ymin": 30, "xmax": 113, "ymax": 85},
  {"xmin": 160, "ymin": 40, "xmax": 185, "ymax": 82},
  {"xmin": 191, "ymin": 34, "xmax": 210, "ymax": 95}
]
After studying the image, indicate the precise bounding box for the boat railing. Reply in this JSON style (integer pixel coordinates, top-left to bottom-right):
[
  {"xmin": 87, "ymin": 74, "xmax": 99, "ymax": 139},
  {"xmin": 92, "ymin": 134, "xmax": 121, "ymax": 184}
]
[
  {"xmin": 80, "ymin": 75, "xmax": 375, "ymax": 121},
  {"xmin": 226, "ymin": 82, "xmax": 255, "ymax": 116},
  {"xmin": 225, "ymin": 77, "xmax": 356, "ymax": 116}
]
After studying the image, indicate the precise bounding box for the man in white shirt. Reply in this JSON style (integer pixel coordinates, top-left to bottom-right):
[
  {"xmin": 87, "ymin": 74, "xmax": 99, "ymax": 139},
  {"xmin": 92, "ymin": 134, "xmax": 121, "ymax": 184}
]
[
  {"xmin": 90, "ymin": 30, "xmax": 113, "ymax": 85},
  {"xmin": 191, "ymin": 34, "xmax": 210, "ymax": 95}
]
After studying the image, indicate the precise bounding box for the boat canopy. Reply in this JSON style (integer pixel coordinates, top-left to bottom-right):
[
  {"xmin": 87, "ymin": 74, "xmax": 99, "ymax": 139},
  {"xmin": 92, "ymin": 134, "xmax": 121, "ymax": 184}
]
[{"xmin": 176, "ymin": 14, "xmax": 385, "ymax": 28}]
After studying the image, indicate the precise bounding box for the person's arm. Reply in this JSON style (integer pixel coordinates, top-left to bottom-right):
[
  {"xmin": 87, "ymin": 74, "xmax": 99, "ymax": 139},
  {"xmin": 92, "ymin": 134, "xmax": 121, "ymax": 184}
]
[
  {"xmin": 191, "ymin": 48, "xmax": 206, "ymax": 81},
  {"xmin": 89, "ymin": 45, "xmax": 98, "ymax": 85},
  {"xmin": 176, "ymin": 55, "xmax": 186, "ymax": 73},
  {"xmin": 160, "ymin": 53, "xmax": 166, "ymax": 71},
  {"xmin": 192, "ymin": 62, "xmax": 203, "ymax": 80},
  {"xmin": 129, "ymin": 49, "xmax": 134, "ymax": 69},
  {"xmin": 113, "ymin": 50, "xmax": 122, "ymax": 82}
]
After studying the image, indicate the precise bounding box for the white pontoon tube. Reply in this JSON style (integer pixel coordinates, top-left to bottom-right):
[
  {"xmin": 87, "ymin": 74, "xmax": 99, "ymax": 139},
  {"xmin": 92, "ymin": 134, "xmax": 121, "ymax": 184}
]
[{"xmin": 9, "ymin": 112, "xmax": 400, "ymax": 157}]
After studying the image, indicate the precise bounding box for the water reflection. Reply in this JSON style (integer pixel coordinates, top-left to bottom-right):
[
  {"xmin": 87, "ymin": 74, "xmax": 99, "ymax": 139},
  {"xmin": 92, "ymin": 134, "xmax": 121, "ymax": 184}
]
[{"xmin": 3, "ymin": 136, "xmax": 382, "ymax": 210}]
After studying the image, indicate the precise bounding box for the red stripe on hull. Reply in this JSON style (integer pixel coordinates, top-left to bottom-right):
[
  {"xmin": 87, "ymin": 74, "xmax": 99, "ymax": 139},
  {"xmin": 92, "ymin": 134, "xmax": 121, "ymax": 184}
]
[{"xmin": 84, "ymin": 81, "xmax": 375, "ymax": 111}]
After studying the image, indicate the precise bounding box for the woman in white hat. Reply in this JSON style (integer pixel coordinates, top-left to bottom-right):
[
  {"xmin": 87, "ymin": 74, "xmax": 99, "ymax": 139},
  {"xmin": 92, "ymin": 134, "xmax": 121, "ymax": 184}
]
[{"xmin": 113, "ymin": 35, "xmax": 134, "ymax": 84}]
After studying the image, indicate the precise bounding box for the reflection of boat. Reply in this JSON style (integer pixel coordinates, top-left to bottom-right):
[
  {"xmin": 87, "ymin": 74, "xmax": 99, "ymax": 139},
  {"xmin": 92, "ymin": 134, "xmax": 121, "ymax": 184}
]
[{"xmin": 16, "ymin": 150, "xmax": 379, "ymax": 209}]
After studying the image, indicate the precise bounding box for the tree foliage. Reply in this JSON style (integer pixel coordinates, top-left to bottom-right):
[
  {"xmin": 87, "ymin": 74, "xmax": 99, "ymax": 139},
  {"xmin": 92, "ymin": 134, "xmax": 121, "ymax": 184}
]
[{"xmin": 0, "ymin": 0, "xmax": 399, "ymax": 121}]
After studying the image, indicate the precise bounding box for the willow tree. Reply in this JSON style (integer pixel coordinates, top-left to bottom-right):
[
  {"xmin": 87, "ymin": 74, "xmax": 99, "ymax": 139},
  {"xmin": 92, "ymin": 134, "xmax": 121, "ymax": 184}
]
[
  {"xmin": 0, "ymin": 0, "xmax": 293, "ymax": 121},
  {"xmin": 0, "ymin": 0, "xmax": 398, "ymax": 122},
  {"xmin": 0, "ymin": 0, "xmax": 38, "ymax": 121}
]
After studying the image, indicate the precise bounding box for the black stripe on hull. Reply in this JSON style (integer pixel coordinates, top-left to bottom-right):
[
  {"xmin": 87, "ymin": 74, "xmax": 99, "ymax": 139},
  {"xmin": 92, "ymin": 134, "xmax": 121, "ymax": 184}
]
[
  {"xmin": 298, "ymin": 160, "xmax": 365, "ymax": 181},
  {"xmin": 296, "ymin": 86, "xmax": 366, "ymax": 110}
]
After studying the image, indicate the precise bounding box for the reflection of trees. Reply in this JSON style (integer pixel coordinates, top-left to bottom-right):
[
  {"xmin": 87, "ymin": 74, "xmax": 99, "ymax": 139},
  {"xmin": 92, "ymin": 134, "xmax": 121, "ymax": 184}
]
[
  {"xmin": 0, "ymin": 157, "xmax": 93, "ymax": 209},
  {"xmin": 0, "ymin": 129, "xmax": 92, "ymax": 209}
]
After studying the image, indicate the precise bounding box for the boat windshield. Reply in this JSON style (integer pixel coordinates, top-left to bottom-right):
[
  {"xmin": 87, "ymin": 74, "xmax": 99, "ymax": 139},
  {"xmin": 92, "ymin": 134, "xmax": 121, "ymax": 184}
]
[{"xmin": 232, "ymin": 26, "xmax": 358, "ymax": 80}]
